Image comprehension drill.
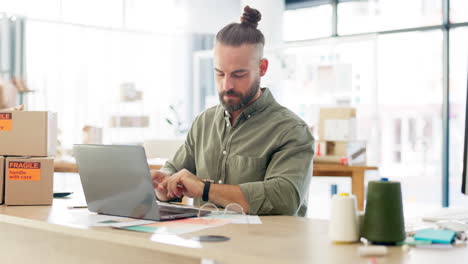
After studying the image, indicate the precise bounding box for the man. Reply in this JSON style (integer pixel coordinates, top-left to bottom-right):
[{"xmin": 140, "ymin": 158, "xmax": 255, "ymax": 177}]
[{"xmin": 152, "ymin": 6, "xmax": 314, "ymax": 216}]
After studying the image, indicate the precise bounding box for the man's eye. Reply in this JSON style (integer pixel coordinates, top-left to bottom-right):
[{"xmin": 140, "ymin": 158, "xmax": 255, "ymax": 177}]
[{"xmin": 233, "ymin": 74, "xmax": 246, "ymax": 78}]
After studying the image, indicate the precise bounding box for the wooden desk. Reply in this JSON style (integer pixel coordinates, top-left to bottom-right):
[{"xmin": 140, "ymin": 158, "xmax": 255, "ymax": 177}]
[
  {"xmin": 1, "ymin": 200, "xmax": 467, "ymax": 264},
  {"xmin": 313, "ymin": 163, "xmax": 378, "ymax": 211}
]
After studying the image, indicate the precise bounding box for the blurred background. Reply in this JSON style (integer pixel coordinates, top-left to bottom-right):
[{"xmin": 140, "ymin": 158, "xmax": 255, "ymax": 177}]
[{"xmin": 1, "ymin": 0, "xmax": 467, "ymax": 218}]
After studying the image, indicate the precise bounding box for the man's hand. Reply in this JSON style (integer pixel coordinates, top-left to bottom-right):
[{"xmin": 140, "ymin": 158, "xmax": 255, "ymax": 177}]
[
  {"xmin": 161, "ymin": 169, "xmax": 204, "ymax": 199},
  {"xmin": 158, "ymin": 169, "xmax": 250, "ymax": 212},
  {"xmin": 150, "ymin": 170, "xmax": 171, "ymax": 201}
]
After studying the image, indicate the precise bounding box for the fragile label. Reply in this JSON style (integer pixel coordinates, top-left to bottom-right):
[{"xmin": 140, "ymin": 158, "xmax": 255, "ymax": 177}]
[
  {"xmin": 8, "ymin": 161, "xmax": 41, "ymax": 181},
  {"xmin": 0, "ymin": 112, "xmax": 13, "ymax": 131}
]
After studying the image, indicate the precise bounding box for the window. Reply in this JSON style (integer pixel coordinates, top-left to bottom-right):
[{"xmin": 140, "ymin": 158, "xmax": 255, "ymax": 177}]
[
  {"xmin": 338, "ymin": 0, "xmax": 442, "ymax": 35},
  {"xmin": 449, "ymin": 27, "xmax": 468, "ymax": 206},
  {"xmin": 282, "ymin": 30, "xmax": 444, "ymax": 215},
  {"xmin": 281, "ymin": 37, "xmax": 378, "ymax": 218},
  {"xmin": 377, "ymin": 31, "xmax": 443, "ymax": 206},
  {"xmin": 283, "ymin": 1, "xmax": 468, "ymax": 211},
  {"xmin": 281, "ymin": 36, "xmax": 378, "ymax": 161},
  {"xmin": 283, "ymin": 5, "xmax": 333, "ymax": 41},
  {"xmin": 450, "ymin": 0, "xmax": 468, "ymax": 23}
]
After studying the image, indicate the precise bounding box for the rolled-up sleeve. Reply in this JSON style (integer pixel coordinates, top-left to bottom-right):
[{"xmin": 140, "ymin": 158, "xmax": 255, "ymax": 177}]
[{"xmin": 239, "ymin": 124, "xmax": 314, "ymax": 215}]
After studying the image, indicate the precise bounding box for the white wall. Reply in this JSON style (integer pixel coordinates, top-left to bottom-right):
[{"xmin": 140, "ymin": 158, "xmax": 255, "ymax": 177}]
[
  {"xmin": 240, "ymin": 0, "xmax": 285, "ymax": 50},
  {"xmin": 184, "ymin": 0, "xmax": 241, "ymax": 34}
]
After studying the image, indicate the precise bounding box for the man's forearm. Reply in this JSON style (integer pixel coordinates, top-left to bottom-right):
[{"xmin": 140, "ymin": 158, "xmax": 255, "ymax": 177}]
[{"xmin": 208, "ymin": 184, "xmax": 250, "ymax": 214}]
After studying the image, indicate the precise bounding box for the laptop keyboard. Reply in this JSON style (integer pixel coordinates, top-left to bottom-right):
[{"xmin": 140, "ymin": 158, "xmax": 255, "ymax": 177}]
[{"xmin": 158, "ymin": 204, "xmax": 201, "ymax": 216}]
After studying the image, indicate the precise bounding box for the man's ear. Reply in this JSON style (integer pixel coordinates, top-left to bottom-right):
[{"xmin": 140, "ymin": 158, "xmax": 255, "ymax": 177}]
[{"xmin": 259, "ymin": 58, "xmax": 269, "ymax": 77}]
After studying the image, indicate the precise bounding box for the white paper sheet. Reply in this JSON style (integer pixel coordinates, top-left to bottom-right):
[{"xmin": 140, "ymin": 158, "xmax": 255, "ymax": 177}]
[
  {"xmin": 201, "ymin": 213, "xmax": 262, "ymax": 224},
  {"xmin": 51, "ymin": 209, "xmax": 156, "ymax": 227}
]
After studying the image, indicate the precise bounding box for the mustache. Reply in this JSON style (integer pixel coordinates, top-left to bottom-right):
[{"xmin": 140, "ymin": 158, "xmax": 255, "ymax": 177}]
[{"xmin": 221, "ymin": 90, "xmax": 241, "ymax": 97}]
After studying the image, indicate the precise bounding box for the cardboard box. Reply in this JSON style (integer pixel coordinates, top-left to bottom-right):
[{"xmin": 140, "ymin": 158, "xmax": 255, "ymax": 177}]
[
  {"xmin": 315, "ymin": 141, "xmax": 366, "ymax": 165},
  {"xmin": 327, "ymin": 141, "xmax": 365, "ymax": 157},
  {"xmin": 0, "ymin": 111, "xmax": 57, "ymax": 156},
  {"xmin": 319, "ymin": 107, "xmax": 356, "ymax": 120},
  {"xmin": 4, "ymin": 156, "xmax": 53, "ymax": 205},
  {"xmin": 319, "ymin": 107, "xmax": 356, "ymax": 141},
  {"xmin": 0, "ymin": 156, "xmax": 4, "ymax": 204}
]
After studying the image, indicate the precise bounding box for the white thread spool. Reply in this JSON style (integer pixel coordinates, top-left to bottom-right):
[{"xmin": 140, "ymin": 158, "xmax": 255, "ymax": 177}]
[
  {"xmin": 358, "ymin": 246, "xmax": 388, "ymax": 257},
  {"xmin": 329, "ymin": 193, "xmax": 360, "ymax": 243}
]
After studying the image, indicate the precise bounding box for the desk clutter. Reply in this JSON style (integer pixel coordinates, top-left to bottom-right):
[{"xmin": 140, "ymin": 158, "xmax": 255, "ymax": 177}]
[
  {"xmin": 329, "ymin": 178, "xmax": 468, "ymax": 257},
  {"xmin": 59, "ymin": 203, "xmax": 261, "ymax": 237},
  {"xmin": 315, "ymin": 107, "xmax": 366, "ymax": 165},
  {"xmin": 0, "ymin": 111, "xmax": 57, "ymax": 205}
]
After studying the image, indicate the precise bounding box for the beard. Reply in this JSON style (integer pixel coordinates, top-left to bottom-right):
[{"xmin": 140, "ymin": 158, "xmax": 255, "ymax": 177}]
[{"xmin": 219, "ymin": 79, "xmax": 260, "ymax": 112}]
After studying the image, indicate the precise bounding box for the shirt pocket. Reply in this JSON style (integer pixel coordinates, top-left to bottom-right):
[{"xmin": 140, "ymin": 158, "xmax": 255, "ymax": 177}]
[{"xmin": 227, "ymin": 155, "xmax": 267, "ymax": 184}]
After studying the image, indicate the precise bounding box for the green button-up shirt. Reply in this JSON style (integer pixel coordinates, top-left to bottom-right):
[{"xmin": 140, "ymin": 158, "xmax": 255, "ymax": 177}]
[{"xmin": 161, "ymin": 88, "xmax": 315, "ymax": 216}]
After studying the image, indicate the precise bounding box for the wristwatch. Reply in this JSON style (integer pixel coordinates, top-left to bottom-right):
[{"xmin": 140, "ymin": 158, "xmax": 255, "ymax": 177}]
[{"xmin": 202, "ymin": 179, "xmax": 214, "ymax": 202}]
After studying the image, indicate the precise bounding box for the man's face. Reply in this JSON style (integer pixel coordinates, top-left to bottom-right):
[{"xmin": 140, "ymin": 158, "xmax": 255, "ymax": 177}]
[{"xmin": 213, "ymin": 43, "xmax": 267, "ymax": 112}]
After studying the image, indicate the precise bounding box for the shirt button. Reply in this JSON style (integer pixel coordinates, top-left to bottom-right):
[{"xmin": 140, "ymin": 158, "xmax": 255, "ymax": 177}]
[
  {"xmin": 222, "ymin": 150, "xmax": 227, "ymax": 155},
  {"xmin": 218, "ymin": 180, "xmax": 223, "ymax": 184}
]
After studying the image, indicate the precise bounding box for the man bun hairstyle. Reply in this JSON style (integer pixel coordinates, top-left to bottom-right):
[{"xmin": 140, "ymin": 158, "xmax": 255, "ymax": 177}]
[
  {"xmin": 216, "ymin": 5, "xmax": 265, "ymax": 47},
  {"xmin": 240, "ymin": 5, "xmax": 261, "ymax": 28}
]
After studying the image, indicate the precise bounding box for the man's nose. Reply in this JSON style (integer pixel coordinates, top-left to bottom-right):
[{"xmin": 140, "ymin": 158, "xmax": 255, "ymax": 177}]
[{"xmin": 223, "ymin": 76, "xmax": 234, "ymax": 91}]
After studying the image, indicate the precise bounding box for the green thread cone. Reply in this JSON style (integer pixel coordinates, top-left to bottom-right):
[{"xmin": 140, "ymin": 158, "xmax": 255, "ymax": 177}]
[{"xmin": 362, "ymin": 179, "xmax": 406, "ymax": 243}]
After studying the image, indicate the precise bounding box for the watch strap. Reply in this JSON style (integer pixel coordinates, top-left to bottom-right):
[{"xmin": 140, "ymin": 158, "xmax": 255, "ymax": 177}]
[{"xmin": 202, "ymin": 180, "xmax": 212, "ymax": 202}]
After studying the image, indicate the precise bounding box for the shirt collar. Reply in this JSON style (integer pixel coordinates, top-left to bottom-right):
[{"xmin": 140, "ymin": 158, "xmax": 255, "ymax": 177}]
[
  {"xmin": 222, "ymin": 88, "xmax": 275, "ymax": 121},
  {"xmin": 240, "ymin": 87, "xmax": 272, "ymax": 120}
]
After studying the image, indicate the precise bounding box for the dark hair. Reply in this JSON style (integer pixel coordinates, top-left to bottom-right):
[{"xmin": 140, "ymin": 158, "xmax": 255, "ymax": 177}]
[{"xmin": 215, "ymin": 5, "xmax": 265, "ymax": 47}]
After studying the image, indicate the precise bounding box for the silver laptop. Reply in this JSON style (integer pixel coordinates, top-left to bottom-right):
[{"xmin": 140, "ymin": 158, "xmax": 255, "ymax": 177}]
[{"xmin": 73, "ymin": 144, "xmax": 207, "ymax": 221}]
